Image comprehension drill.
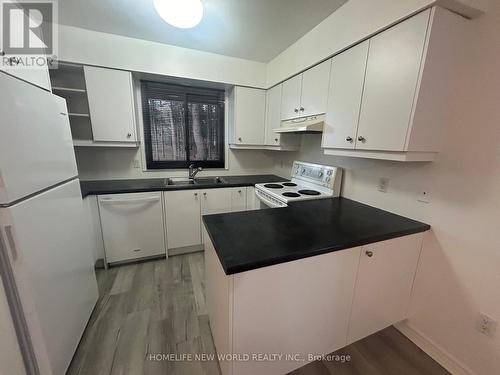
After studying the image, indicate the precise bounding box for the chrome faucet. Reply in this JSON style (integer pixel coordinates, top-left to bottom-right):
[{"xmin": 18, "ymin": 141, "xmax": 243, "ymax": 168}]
[{"xmin": 188, "ymin": 164, "xmax": 202, "ymax": 179}]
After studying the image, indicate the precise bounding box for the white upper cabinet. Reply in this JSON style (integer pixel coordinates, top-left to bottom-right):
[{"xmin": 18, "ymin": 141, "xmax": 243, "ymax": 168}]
[
  {"xmin": 356, "ymin": 10, "xmax": 429, "ymax": 151},
  {"xmin": 322, "ymin": 41, "xmax": 369, "ymax": 150},
  {"xmin": 229, "ymin": 86, "xmax": 266, "ymax": 145},
  {"xmin": 323, "ymin": 7, "xmax": 464, "ymax": 161},
  {"xmin": 280, "ymin": 60, "xmax": 331, "ymax": 120},
  {"xmin": 300, "ymin": 59, "xmax": 331, "ymax": 117},
  {"xmin": 84, "ymin": 66, "xmax": 137, "ymax": 143},
  {"xmin": 280, "ymin": 74, "xmax": 302, "ymax": 120},
  {"xmin": 265, "ymin": 84, "xmax": 282, "ymax": 146}
]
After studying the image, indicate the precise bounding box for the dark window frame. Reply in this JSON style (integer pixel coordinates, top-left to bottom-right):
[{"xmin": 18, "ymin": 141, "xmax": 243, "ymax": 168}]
[{"xmin": 141, "ymin": 81, "xmax": 225, "ymax": 170}]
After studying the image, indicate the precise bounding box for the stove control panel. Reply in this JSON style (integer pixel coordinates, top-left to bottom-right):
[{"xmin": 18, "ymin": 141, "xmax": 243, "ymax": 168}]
[{"xmin": 292, "ymin": 161, "xmax": 342, "ymax": 193}]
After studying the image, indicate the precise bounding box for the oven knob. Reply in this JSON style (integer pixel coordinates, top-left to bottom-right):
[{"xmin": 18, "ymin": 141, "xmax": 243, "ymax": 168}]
[
  {"xmin": 319, "ymin": 172, "xmax": 323, "ymax": 177},
  {"xmin": 301, "ymin": 168, "xmax": 306, "ymax": 174},
  {"xmin": 327, "ymin": 170, "xmax": 332, "ymax": 176},
  {"xmin": 326, "ymin": 177, "xmax": 331, "ymax": 183}
]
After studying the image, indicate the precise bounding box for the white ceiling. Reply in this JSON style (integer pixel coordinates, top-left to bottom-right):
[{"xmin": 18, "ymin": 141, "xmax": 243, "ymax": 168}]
[{"xmin": 58, "ymin": 0, "xmax": 348, "ymax": 62}]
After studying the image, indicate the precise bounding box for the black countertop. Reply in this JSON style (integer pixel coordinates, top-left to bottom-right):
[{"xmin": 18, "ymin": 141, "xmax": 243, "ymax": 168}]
[
  {"xmin": 203, "ymin": 197, "xmax": 430, "ymax": 275},
  {"xmin": 80, "ymin": 174, "xmax": 287, "ymax": 198}
]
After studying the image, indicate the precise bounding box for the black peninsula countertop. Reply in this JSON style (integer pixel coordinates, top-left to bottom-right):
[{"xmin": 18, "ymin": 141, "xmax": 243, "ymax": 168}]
[
  {"xmin": 203, "ymin": 197, "xmax": 430, "ymax": 275},
  {"xmin": 80, "ymin": 174, "xmax": 287, "ymax": 198}
]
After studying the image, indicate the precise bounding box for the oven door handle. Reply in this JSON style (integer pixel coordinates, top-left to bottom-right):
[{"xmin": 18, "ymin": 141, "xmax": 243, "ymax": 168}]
[{"xmin": 255, "ymin": 189, "xmax": 285, "ymax": 208}]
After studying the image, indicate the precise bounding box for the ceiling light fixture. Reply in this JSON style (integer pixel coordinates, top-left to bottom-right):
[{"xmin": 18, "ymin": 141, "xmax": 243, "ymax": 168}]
[{"xmin": 153, "ymin": 0, "xmax": 204, "ymax": 29}]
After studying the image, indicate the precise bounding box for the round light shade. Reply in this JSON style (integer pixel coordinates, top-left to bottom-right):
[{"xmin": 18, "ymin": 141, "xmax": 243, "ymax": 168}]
[{"xmin": 153, "ymin": 0, "xmax": 204, "ymax": 29}]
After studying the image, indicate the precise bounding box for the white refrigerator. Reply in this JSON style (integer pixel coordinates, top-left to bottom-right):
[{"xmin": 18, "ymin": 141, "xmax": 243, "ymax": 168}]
[{"xmin": 0, "ymin": 72, "xmax": 99, "ymax": 375}]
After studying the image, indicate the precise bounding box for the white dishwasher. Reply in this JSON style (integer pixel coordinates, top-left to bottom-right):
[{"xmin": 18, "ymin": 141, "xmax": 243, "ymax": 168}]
[{"xmin": 98, "ymin": 192, "xmax": 165, "ymax": 264}]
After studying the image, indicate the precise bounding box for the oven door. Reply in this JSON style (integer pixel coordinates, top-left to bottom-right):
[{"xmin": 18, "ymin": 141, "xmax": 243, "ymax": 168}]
[{"xmin": 255, "ymin": 189, "xmax": 287, "ymax": 209}]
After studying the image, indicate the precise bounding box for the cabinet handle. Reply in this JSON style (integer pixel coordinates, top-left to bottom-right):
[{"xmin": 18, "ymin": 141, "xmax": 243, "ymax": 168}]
[
  {"xmin": 127, "ymin": 133, "xmax": 132, "ymax": 138},
  {"xmin": 357, "ymin": 136, "xmax": 366, "ymax": 143},
  {"xmin": 346, "ymin": 136, "xmax": 353, "ymax": 143},
  {"xmin": 299, "ymin": 107, "xmax": 304, "ymax": 112},
  {"xmin": 203, "ymin": 192, "xmax": 207, "ymax": 197},
  {"xmin": 238, "ymin": 189, "xmax": 242, "ymax": 193},
  {"xmin": 274, "ymin": 138, "xmax": 278, "ymax": 142},
  {"xmin": 194, "ymin": 192, "xmax": 198, "ymax": 197},
  {"xmin": 365, "ymin": 250, "xmax": 373, "ymax": 257},
  {"xmin": 294, "ymin": 108, "xmax": 299, "ymax": 113},
  {"xmin": 0, "ymin": 50, "xmax": 5, "ymax": 57},
  {"xmin": 238, "ymin": 137, "xmax": 242, "ymax": 142}
]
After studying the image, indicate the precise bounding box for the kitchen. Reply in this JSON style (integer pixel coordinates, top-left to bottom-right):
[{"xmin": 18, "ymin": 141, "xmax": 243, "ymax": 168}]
[{"xmin": 1, "ymin": 1, "xmax": 499, "ymax": 375}]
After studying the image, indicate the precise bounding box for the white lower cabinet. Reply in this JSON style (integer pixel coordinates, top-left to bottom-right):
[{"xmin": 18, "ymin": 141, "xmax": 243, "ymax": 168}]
[
  {"xmin": 201, "ymin": 188, "xmax": 233, "ymax": 215},
  {"xmin": 207, "ymin": 232, "xmax": 425, "ymax": 375},
  {"xmin": 245, "ymin": 187, "xmax": 258, "ymax": 210},
  {"xmin": 98, "ymin": 192, "xmax": 165, "ymax": 263},
  {"xmin": 231, "ymin": 188, "xmax": 247, "ymax": 212},
  {"xmin": 164, "ymin": 189, "xmax": 202, "ymax": 250},
  {"xmin": 347, "ymin": 233, "xmax": 423, "ymax": 344},
  {"xmin": 82, "ymin": 195, "xmax": 105, "ymax": 266},
  {"xmin": 164, "ymin": 187, "xmax": 240, "ymax": 252}
]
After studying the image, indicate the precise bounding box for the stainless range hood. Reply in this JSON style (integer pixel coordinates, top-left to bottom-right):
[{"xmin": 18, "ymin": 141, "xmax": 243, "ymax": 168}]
[{"xmin": 274, "ymin": 114, "xmax": 325, "ymax": 134}]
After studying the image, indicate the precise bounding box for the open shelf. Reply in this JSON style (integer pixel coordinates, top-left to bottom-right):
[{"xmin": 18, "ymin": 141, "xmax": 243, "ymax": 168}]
[
  {"xmin": 52, "ymin": 86, "xmax": 86, "ymax": 93},
  {"xmin": 73, "ymin": 140, "xmax": 139, "ymax": 148},
  {"xmin": 68, "ymin": 113, "xmax": 90, "ymax": 118}
]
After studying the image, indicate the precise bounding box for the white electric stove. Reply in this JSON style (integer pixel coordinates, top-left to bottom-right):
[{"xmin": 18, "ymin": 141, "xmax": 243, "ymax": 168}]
[{"xmin": 255, "ymin": 161, "xmax": 342, "ymax": 208}]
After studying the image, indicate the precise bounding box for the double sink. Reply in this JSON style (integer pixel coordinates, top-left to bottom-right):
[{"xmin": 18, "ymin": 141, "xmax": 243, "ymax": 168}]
[{"xmin": 166, "ymin": 176, "xmax": 227, "ymax": 186}]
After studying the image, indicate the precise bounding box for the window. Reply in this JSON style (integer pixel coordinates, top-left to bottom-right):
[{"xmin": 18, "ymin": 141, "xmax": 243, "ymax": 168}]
[{"xmin": 141, "ymin": 81, "xmax": 225, "ymax": 169}]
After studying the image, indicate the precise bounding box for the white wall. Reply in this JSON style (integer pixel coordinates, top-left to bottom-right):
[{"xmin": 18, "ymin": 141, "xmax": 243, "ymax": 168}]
[
  {"xmin": 58, "ymin": 25, "xmax": 267, "ymax": 88},
  {"xmin": 74, "ymin": 147, "xmax": 277, "ymax": 180},
  {"xmin": 266, "ymin": 0, "xmax": 485, "ymax": 87},
  {"xmin": 273, "ymin": 2, "xmax": 500, "ymax": 373}
]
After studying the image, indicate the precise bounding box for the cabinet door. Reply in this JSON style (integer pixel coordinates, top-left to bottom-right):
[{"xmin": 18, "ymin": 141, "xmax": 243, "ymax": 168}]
[
  {"xmin": 201, "ymin": 188, "xmax": 232, "ymax": 215},
  {"xmin": 265, "ymin": 84, "xmax": 282, "ymax": 146},
  {"xmin": 356, "ymin": 10, "xmax": 430, "ymax": 151},
  {"xmin": 98, "ymin": 192, "xmax": 165, "ymax": 263},
  {"xmin": 84, "ymin": 66, "xmax": 137, "ymax": 142},
  {"xmin": 231, "ymin": 188, "xmax": 247, "ymax": 212},
  {"xmin": 348, "ymin": 234, "xmax": 423, "ymax": 344},
  {"xmin": 322, "ymin": 41, "xmax": 369, "ymax": 150},
  {"xmin": 231, "ymin": 87, "xmax": 266, "ymax": 145},
  {"xmin": 246, "ymin": 187, "xmax": 257, "ymax": 210},
  {"xmin": 164, "ymin": 190, "xmax": 202, "ymax": 249},
  {"xmin": 300, "ymin": 59, "xmax": 331, "ymax": 117},
  {"xmin": 281, "ymin": 74, "xmax": 302, "ymax": 120}
]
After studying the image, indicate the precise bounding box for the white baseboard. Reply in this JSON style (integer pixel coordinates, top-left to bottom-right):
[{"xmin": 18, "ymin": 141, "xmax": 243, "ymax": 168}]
[{"xmin": 394, "ymin": 322, "xmax": 476, "ymax": 375}]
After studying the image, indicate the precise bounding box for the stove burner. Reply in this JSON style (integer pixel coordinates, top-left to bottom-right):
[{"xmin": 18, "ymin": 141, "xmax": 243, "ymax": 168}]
[
  {"xmin": 282, "ymin": 192, "xmax": 301, "ymax": 198},
  {"xmin": 282, "ymin": 182, "xmax": 297, "ymax": 187},
  {"xmin": 264, "ymin": 183, "xmax": 283, "ymax": 189},
  {"xmin": 298, "ymin": 189, "xmax": 321, "ymax": 196}
]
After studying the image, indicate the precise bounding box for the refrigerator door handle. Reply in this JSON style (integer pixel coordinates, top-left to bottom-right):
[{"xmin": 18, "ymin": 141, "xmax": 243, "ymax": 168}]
[{"xmin": 3, "ymin": 225, "xmax": 18, "ymax": 261}]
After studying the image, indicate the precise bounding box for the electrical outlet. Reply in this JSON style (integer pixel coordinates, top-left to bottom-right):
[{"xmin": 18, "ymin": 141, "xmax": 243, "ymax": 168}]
[
  {"xmin": 476, "ymin": 313, "xmax": 497, "ymax": 337},
  {"xmin": 132, "ymin": 159, "xmax": 141, "ymax": 169},
  {"xmin": 378, "ymin": 178, "xmax": 389, "ymax": 193},
  {"xmin": 417, "ymin": 188, "xmax": 431, "ymax": 203}
]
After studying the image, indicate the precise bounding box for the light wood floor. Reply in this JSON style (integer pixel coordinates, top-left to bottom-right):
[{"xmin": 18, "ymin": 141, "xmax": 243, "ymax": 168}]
[{"xmin": 67, "ymin": 254, "xmax": 449, "ymax": 375}]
